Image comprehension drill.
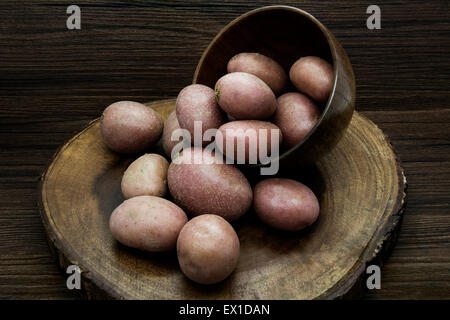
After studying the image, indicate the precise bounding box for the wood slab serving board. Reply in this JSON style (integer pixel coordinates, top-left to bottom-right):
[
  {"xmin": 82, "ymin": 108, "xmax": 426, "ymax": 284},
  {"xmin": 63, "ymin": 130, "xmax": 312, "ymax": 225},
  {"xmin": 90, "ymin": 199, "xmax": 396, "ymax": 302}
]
[{"xmin": 39, "ymin": 99, "xmax": 406, "ymax": 299}]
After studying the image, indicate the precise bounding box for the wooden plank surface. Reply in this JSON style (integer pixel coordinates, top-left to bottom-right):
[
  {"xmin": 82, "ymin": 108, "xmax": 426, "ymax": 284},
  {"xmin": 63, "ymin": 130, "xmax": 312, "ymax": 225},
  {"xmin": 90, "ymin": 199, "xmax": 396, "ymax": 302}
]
[{"xmin": 0, "ymin": 0, "xmax": 449, "ymax": 299}]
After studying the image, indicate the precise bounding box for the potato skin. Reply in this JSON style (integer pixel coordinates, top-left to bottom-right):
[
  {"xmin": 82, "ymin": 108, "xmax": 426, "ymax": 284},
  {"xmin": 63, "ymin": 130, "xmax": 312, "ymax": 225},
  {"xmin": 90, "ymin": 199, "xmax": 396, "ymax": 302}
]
[
  {"xmin": 289, "ymin": 56, "xmax": 334, "ymax": 103},
  {"xmin": 162, "ymin": 111, "xmax": 181, "ymax": 157},
  {"xmin": 177, "ymin": 214, "xmax": 240, "ymax": 284},
  {"xmin": 121, "ymin": 153, "xmax": 169, "ymax": 199},
  {"xmin": 227, "ymin": 53, "xmax": 287, "ymax": 95},
  {"xmin": 217, "ymin": 120, "xmax": 282, "ymax": 163},
  {"xmin": 253, "ymin": 178, "xmax": 320, "ymax": 231},
  {"xmin": 109, "ymin": 196, "xmax": 188, "ymax": 252},
  {"xmin": 215, "ymin": 72, "xmax": 277, "ymax": 119},
  {"xmin": 176, "ymin": 84, "xmax": 226, "ymax": 146},
  {"xmin": 167, "ymin": 147, "xmax": 252, "ymax": 221},
  {"xmin": 273, "ymin": 92, "xmax": 320, "ymax": 148},
  {"xmin": 100, "ymin": 101, "xmax": 163, "ymax": 154}
]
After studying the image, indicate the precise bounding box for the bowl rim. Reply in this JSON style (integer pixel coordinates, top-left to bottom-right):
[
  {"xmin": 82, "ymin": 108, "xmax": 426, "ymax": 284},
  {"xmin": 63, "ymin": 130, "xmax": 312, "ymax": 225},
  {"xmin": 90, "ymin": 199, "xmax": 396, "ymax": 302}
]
[{"xmin": 192, "ymin": 5, "xmax": 341, "ymax": 166}]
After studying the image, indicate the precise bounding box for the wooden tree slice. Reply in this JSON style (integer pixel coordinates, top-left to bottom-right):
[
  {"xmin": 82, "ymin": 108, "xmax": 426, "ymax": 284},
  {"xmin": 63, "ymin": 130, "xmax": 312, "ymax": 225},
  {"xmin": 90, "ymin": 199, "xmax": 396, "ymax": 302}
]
[{"xmin": 39, "ymin": 99, "xmax": 406, "ymax": 299}]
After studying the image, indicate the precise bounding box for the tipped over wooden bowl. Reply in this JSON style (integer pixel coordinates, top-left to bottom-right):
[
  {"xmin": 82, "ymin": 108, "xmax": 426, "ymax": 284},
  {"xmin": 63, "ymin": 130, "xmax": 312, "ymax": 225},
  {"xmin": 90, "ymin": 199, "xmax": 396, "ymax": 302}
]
[{"xmin": 193, "ymin": 5, "xmax": 356, "ymax": 168}]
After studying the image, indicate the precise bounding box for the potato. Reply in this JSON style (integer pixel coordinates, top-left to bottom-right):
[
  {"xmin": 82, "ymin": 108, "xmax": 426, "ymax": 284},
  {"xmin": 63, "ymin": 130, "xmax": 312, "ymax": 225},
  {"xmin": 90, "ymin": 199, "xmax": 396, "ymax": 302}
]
[
  {"xmin": 177, "ymin": 214, "xmax": 240, "ymax": 284},
  {"xmin": 109, "ymin": 195, "xmax": 188, "ymax": 252},
  {"xmin": 217, "ymin": 120, "xmax": 282, "ymax": 163},
  {"xmin": 121, "ymin": 153, "xmax": 169, "ymax": 199},
  {"xmin": 273, "ymin": 92, "xmax": 320, "ymax": 148},
  {"xmin": 167, "ymin": 147, "xmax": 252, "ymax": 221},
  {"xmin": 253, "ymin": 178, "xmax": 320, "ymax": 231},
  {"xmin": 176, "ymin": 84, "xmax": 226, "ymax": 146},
  {"xmin": 162, "ymin": 111, "xmax": 181, "ymax": 157},
  {"xmin": 227, "ymin": 52, "xmax": 287, "ymax": 95},
  {"xmin": 100, "ymin": 101, "xmax": 163, "ymax": 154},
  {"xmin": 289, "ymin": 56, "xmax": 334, "ymax": 103},
  {"xmin": 215, "ymin": 72, "xmax": 277, "ymax": 119}
]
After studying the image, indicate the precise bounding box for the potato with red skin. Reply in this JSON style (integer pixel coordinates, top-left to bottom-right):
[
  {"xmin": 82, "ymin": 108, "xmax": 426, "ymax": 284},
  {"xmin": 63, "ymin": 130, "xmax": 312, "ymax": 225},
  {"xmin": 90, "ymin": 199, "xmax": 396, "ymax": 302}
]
[
  {"xmin": 177, "ymin": 214, "xmax": 240, "ymax": 284},
  {"xmin": 109, "ymin": 196, "xmax": 188, "ymax": 252},
  {"xmin": 162, "ymin": 111, "xmax": 181, "ymax": 158},
  {"xmin": 176, "ymin": 84, "xmax": 226, "ymax": 146},
  {"xmin": 215, "ymin": 72, "xmax": 277, "ymax": 119},
  {"xmin": 100, "ymin": 101, "xmax": 163, "ymax": 154},
  {"xmin": 167, "ymin": 147, "xmax": 252, "ymax": 221},
  {"xmin": 273, "ymin": 92, "xmax": 320, "ymax": 148},
  {"xmin": 253, "ymin": 178, "xmax": 320, "ymax": 231},
  {"xmin": 227, "ymin": 52, "xmax": 287, "ymax": 95},
  {"xmin": 121, "ymin": 153, "xmax": 169, "ymax": 199},
  {"xmin": 217, "ymin": 120, "xmax": 282, "ymax": 164},
  {"xmin": 289, "ymin": 56, "xmax": 334, "ymax": 103}
]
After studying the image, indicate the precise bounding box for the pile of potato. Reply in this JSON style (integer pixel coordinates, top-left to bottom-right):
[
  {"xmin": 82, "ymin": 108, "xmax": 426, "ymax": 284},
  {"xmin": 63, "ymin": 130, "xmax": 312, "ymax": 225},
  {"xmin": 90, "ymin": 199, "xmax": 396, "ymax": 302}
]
[{"xmin": 101, "ymin": 53, "xmax": 333, "ymax": 284}]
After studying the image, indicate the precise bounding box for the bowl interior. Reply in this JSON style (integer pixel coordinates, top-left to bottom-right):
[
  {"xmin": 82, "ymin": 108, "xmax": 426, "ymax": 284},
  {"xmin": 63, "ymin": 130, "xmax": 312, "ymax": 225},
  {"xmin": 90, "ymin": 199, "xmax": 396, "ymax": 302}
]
[
  {"xmin": 193, "ymin": 7, "xmax": 338, "ymax": 163},
  {"xmin": 194, "ymin": 6, "xmax": 333, "ymax": 109}
]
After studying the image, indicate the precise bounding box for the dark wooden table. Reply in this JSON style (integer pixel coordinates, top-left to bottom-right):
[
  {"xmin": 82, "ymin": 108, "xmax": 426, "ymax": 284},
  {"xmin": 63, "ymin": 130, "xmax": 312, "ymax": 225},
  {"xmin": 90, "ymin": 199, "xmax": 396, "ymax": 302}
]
[{"xmin": 0, "ymin": 0, "xmax": 448, "ymax": 300}]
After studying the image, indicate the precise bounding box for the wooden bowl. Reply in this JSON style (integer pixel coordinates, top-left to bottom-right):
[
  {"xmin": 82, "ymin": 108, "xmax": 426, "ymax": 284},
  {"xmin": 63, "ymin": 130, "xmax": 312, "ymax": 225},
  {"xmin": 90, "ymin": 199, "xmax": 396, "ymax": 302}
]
[
  {"xmin": 193, "ymin": 6, "xmax": 356, "ymax": 168},
  {"xmin": 39, "ymin": 100, "xmax": 406, "ymax": 299}
]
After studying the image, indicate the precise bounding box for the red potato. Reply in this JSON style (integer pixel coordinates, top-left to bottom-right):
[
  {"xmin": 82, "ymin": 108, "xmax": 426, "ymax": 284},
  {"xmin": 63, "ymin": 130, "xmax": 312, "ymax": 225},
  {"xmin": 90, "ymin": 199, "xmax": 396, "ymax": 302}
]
[
  {"xmin": 289, "ymin": 56, "xmax": 334, "ymax": 103},
  {"xmin": 176, "ymin": 84, "xmax": 226, "ymax": 146},
  {"xmin": 177, "ymin": 214, "xmax": 240, "ymax": 284},
  {"xmin": 162, "ymin": 111, "xmax": 181, "ymax": 157},
  {"xmin": 100, "ymin": 101, "xmax": 163, "ymax": 154},
  {"xmin": 109, "ymin": 196, "xmax": 188, "ymax": 252},
  {"xmin": 215, "ymin": 72, "xmax": 277, "ymax": 119},
  {"xmin": 167, "ymin": 147, "xmax": 252, "ymax": 221},
  {"xmin": 121, "ymin": 153, "xmax": 169, "ymax": 199},
  {"xmin": 227, "ymin": 52, "xmax": 287, "ymax": 95},
  {"xmin": 273, "ymin": 92, "xmax": 320, "ymax": 148},
  {"xmin": 216, "ymin": 120, "xmax": 282, "ymax": 164},
  {"xmin": 253, "ymin": 178, "xmax": 320, "ymax": 231}
]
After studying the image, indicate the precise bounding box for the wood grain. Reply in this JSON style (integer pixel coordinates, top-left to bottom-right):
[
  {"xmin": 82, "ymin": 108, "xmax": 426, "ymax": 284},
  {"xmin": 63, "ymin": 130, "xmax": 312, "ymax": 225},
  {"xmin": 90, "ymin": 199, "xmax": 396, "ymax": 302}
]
[
  {"xmin": 0, "ymin": 0, "xmax": 449, "ymax": 299},
  {"xmin": 39, "ymin": 100, "xmax": 405, "ymax": 299}
]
